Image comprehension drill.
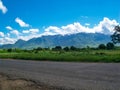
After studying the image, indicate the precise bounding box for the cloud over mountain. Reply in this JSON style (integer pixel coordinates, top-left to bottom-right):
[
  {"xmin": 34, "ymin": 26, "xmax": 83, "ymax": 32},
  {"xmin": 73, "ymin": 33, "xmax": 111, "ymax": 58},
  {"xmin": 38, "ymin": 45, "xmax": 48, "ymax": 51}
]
[
  {"xmin": 22, "ymin": 29, "xmax": 39, "ymax": 34},
  {"xmin": 43, "ymin": 17, "xmax": 119, "ymax": 36},
  {"xmin": 0, "ymin": 17, "xmax": 119, "ymax": 45}
]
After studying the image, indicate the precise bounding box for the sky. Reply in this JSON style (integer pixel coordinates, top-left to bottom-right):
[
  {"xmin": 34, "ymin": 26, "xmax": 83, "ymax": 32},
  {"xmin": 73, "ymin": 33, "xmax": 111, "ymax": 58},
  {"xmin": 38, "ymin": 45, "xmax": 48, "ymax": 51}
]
[{"xmin": 0, "ymin": 0, "xmax": 120, "ymax": 44}]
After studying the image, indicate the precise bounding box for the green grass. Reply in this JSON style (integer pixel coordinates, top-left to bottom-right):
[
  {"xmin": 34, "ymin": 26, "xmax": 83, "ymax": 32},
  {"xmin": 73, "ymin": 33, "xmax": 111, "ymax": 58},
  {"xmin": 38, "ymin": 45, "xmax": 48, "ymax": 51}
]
[{"xmin": 0, "ymin": 50, "xmax": 120, "ymax": 62}]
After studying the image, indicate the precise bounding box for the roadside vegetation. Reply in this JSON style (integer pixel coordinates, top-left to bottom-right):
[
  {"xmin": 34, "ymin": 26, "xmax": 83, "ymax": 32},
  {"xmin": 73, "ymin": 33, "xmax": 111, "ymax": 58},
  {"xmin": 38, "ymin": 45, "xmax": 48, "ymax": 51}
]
[{"xmin": 0, "ymin": 42, "xmax": 120, "ymax": 62}]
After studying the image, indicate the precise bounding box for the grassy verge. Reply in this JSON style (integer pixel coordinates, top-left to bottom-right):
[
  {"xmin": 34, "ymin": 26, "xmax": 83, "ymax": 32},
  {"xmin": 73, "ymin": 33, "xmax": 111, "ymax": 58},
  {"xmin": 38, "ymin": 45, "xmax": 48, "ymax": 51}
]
[{"xmin": 0, "ymin": 50, "xmax": 120, "ymax": 62}]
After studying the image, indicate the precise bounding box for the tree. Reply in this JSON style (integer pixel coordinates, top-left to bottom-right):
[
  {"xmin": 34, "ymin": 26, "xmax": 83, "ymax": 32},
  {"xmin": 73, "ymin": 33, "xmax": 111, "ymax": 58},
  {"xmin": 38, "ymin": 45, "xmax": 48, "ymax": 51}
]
[
  {"xmin": 111, "ymin": 25, "xmax": 120, "ymax": 44},
  {"xmin": 63, "ymin": 47, "xmax": 69, "ymax": 51},
  {"xmin": 53, "ymin": 46, "xmax": 62, "ymax": 51},
  {"xmin": 7, "ymin": 48, "xmax": 12, "ymax": 52},
  {"xmin": 106, "ymin": 42, "xmax": 114, "ymax": 50},
  {"xmin": 70, "ymin": 46, "xmax": 77, "ymax": 51},
  {"xmin": 98, "ymin": 44, "xmax": 106, "ymax": 49},
  {"xmin": 35, "ymin": 47, "xmax": 43, "ymax": 51}
]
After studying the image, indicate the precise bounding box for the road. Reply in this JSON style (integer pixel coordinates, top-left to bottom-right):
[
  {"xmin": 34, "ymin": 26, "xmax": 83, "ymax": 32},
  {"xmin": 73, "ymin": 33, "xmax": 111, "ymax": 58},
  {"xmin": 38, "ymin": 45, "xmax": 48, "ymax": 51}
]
[{"xmin": 0, "ymin": 59, "xmax": 120, "ymax": 90}]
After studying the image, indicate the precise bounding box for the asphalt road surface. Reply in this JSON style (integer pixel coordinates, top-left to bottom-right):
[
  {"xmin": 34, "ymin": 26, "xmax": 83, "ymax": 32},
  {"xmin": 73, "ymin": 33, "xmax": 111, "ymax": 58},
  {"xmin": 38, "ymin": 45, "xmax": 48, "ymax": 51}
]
[{"xmin": 0, "ymin": 59, "xmax": 120, "ymax": 90}]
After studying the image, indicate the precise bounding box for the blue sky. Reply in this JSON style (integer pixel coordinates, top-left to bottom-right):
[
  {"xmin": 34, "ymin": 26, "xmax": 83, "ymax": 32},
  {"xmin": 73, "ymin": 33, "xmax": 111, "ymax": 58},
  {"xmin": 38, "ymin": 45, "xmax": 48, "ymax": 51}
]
[{"xmin": 0, "ymin": 0, "xmax": 120, "ymax": 44}]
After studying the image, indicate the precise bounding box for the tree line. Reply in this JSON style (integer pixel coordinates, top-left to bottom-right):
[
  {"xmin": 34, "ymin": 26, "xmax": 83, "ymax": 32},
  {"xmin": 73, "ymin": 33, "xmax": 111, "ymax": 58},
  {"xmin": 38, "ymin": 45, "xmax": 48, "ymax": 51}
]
[{"xmin": 1, "ymin": 42, "xmax": 115, "ymax": 53}]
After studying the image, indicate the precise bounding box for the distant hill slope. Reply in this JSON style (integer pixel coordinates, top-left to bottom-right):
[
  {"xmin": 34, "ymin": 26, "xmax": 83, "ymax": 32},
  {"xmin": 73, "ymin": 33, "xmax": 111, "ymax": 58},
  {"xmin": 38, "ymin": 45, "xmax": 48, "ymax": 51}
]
[{"xmin": 0, "ymin": 33, "xmax": 111, "ymax": 49}]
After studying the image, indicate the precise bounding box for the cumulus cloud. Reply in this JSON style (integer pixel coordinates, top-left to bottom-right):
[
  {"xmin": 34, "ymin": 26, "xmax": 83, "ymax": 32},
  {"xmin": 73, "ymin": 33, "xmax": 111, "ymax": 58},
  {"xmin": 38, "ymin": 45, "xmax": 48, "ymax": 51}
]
[
  {"xmin": 0, "ymin": 32, "xmax": 4, "ymax": 37},
  {"xmin": 6, "ymin": 33, "xmax": 10, "ymax": 37},
  {"xmin": 6, "ymin": 26, "xmax": 13, "ymax": 30},
  {"xmin": 1, "ymin": 17, "xmax": 119, "ymax": 45},
  {"xmin": 22, "ymin": 28, "xmax": 39, "ymax": 34},
  {"xmin": 29, "ymin": 29, "xmax": 39, "ymax": 34},
  {"xmin": 43, "ymin": 23, "xmax": 90, "ymax": 35},
  {"xmin": 10, "ymin": 30, "xmax": 20, "ymax": 36},
  {"xmin": 19, "ymin": 34, "xmax": 41, "ymax": 41},
  {"xmin": 93, "ymin": 17, "xmax": 119, "ymax": 34},
  {"xmin": 6, "ymin": 26, "xmax": 20, "ymax": 36},
  {"xmin": 22, "ymin": 30, "xmax": 29, "ymax": 34},
  {"xmin": 18, "ymin": 17, "xmax": 119, "ymax": 42},
  {"xmin": 20, "ymin": 28, "xmax": 40, "ymax": 40},
  {"xmin": 0, "ymin": 0, "xmax": 7, "ymax": 14},
  {"xmin": 15, "ymin": 17, "xmax": 30, "ymax": 27},
  {"xmin": 85, "ymin": 23, "xmax": 90, "ymax": 26},
  {"xmin": 0, "ymin": 37, "xmax": 16, "ymax": 45},
  {"xmin": 43, "ymin": 17, "xmax": 119, "ymax": 35}
]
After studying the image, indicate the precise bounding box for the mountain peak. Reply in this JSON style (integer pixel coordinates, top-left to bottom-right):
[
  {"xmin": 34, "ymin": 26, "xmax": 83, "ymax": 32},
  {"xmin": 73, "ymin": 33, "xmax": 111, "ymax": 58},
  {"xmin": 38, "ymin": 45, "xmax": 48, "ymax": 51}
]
[
  {"xmin": 0, "ymin": 33, "xmax": 111, "ymax": 49},
  {"xmin": 15, "ymin": 39, "xmax": 26, "ymax": 44}
]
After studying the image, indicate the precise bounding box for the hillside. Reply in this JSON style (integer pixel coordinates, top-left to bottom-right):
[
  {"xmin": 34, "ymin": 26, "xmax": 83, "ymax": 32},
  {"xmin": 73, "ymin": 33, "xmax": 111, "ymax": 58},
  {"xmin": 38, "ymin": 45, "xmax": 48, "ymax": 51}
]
[{"xmin": 0, "ymin": 33, "xmax": 111, "ymax": 49}]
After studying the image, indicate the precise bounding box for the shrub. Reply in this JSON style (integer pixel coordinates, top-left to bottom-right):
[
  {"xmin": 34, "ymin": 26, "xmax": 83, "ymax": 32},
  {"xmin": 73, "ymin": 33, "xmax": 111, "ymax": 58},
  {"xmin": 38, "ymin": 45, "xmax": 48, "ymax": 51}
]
[{"xmin": 98, "ymin": 44, "xmax": 106, "ymax": 49}]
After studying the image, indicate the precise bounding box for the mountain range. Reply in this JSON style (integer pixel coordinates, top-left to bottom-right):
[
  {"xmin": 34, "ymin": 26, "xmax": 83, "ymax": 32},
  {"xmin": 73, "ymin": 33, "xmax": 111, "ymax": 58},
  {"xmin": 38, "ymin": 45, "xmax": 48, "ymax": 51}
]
[{"xmin": 0, "ymin": 33, "xmax": 111, "ymax": 49}]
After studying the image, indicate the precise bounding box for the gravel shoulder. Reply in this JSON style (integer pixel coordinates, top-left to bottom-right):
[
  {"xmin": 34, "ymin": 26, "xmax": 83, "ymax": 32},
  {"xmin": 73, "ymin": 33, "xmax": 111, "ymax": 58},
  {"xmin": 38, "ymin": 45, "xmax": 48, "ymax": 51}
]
[{"xmin": 0, "ymin": 73, "xmax": 63, "ymax": 90}]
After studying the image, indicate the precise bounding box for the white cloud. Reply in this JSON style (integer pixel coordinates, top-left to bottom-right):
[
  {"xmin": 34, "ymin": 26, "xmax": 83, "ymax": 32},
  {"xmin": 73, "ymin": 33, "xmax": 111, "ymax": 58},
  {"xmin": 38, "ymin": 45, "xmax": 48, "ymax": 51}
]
[
  {"xmin": 85, "ymin": 23, "xmax": 90, "ymax": 26},
  {"xmin": 10, "ymin": 30, "xmax": 20, "ymax": 36},
  {"xmin": 0, "ymin": 37, "xmax": 16, "ymax": 45},
  {"xmin": 7, "ymin": 33, "xmax": 10, "ymax": 37},
  {"xmin": 6, "ymin": 26, "xmax": 13, "ymax": 30},
  {"xmin": 22, "ymin": 30, "xmax": 29, "ymax": 34},
  {"xmin": 20, "ymin": 28, "xmax": 40, "ymax": 40},
  {"xmin": 6, "ymin": 26, "xmax": 20, "ymax": 36},
  {"xmin": 0, "ymin": 0, "xmax": 7, "ymax": 14},
  {"xmin": 0, "ymin": 32, "xmax": 17, "ymax": 45},
  {"xmin": 43, "ymin": 17, "xmax": 119, "ymax": 35},
  {"xmin": 29, "ymin": 29, "xmax": 39, "ymax": 34},
  {"xmin": 1, "ymin": 17, "xmax": 119, "ymax": 45},
  {"xmin": 0, "ymin": 32, "xmax": 4, "ymax": 37},
  {"xmin": 44, "ymin": 26, "xmax": 61, "ymax": 35},
  {"xmin": 19, "ymin": 34, "xmax": 41, "ymax": 41},
  {"xmin": 22, "ymin": 28, "xmax": 39, "ymax": 34},
  {"xmin": 93, "ymin": 17, "xmax": 119, "ymax": 34},
  {"xmin": 15, "ymin": 17, "xmax": 30, "ymax": 27},
  {"xmin": 43, "ymin": 23, "xmax": 93, "ymax": 35}
]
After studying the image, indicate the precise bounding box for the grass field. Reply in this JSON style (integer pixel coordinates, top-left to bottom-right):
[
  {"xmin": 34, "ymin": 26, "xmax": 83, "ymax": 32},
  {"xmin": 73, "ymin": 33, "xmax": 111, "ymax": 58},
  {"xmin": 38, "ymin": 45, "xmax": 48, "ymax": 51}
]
[{"xmin": 0, "ymin": 49, "xmax": 120, "ymax": 62}]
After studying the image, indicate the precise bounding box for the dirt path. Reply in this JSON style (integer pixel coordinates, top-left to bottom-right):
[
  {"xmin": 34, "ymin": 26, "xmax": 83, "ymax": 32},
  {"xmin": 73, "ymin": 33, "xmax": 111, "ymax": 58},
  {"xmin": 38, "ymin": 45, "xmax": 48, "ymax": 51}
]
[{"xmin": 0, "ymin": 74, "xmax": 53, "ymax": 90}]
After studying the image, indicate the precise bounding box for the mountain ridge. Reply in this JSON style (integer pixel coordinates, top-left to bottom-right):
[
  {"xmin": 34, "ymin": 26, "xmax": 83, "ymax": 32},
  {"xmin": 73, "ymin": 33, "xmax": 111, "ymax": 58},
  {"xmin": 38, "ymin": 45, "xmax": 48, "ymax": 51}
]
[{"xmin": 0, "ymin": 33, "xmax": 111, "ymax": 49}]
